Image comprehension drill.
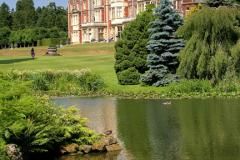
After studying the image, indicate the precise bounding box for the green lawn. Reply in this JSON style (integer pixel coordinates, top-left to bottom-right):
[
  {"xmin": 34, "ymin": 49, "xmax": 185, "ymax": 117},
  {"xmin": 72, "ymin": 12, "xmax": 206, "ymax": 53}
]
[{"xmin": 0, "ymin": 43, "xmax": 167, "ymax": 94}]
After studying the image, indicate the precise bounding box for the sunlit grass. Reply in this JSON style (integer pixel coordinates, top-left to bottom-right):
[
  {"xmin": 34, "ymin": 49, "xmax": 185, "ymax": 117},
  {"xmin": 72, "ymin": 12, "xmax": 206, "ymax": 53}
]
[{"xmin": 0, "ymin": 42, "xmax": 168, "ymax": 94}]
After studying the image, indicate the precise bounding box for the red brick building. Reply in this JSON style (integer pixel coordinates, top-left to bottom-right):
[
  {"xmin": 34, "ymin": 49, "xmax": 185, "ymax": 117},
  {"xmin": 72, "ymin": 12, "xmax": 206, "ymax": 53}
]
[
  {"xmin": 68, "ymin": 0, "xmax": 163, "ymax": 44},
  {"xmin": 173, "ymin": 0, "xmax": 205, "ymax": 17}
]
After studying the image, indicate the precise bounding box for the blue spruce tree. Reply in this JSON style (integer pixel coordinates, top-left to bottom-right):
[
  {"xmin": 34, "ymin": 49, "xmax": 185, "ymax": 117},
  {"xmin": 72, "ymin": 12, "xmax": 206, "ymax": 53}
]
[{"xmin": 140, "ymin": 0, "xmax": 186, "ymax": 87}]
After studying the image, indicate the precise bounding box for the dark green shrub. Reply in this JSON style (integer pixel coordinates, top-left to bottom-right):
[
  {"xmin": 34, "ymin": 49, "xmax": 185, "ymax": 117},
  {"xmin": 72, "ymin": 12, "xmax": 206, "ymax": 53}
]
[
  {"xmin": 0, "ymin": 73, "xmax": 103, "ymax": 159},
  {"xmin": 48, "ymin": 27, "xmax": 59, "ymax": 38},
  {"xmin": 38, "ymin": 38, "xmax": 70, "ymax": 46},
  {"xmin": 59, "ymin": 31, "xmax": 67, "ymax": 38},
  {"xmin": 49, "ymin": 44, "xmax": 56, "ymax": 48},
  {"xmin": 114, "ymin": 5, "xmax": 155, "ymax": 85},
  {"xmin": 117, "ymin": 67, "xmax": 141, "ymax": 85}
]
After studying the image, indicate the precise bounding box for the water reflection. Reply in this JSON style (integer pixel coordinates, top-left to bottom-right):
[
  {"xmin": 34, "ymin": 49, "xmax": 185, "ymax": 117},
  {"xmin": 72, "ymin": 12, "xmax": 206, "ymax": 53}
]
[{"xmin": 52, "ymin": 97, "xmax": 240, "ymax": 160}]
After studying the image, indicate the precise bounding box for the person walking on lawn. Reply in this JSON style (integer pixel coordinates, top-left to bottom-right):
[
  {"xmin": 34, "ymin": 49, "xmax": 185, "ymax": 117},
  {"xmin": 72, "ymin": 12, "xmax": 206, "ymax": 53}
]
[{"xmin": 31, "ymin": 48, "xmax": 35, "ymax": 59}]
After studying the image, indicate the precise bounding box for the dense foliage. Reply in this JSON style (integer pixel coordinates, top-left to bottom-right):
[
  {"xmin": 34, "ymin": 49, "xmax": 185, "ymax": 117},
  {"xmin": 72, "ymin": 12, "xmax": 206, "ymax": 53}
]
[
  {"xmin": 0, "ymin": 72, "xmax": 103, "ymax": 159},
  {"xmin": 140, "ymin": 0, "xmax": 186, "ymax": 87},
  {"xmin": 185, "ymin": 3, "xmax": 202, "ymax": 21},
  {"xmin": 203, "ymin": 0, "xmax": 239, "ymax": 7},
  {"xmin": 0, "ymin": 27, "xmax": 68, "ymax": 48},
  {"xmin": 114, "ymin": 4, "xmax": 155, "ymax": 85},
  {"xmin": 0, "ymin": 1, "xmax": 67, "ymax": 31},
  {"xmin": 7, "ymin": 69, "xmax": 105, "ymax": 92},
  {"xmin": 0, "ymin": 3, "xmax": 12, "ymax": 29},
  {"xmin": 38, "ymin": 37, "xmax": 70, "ymax": 46},
  {"xmin": 0, "ymin": 1, "xmax": 68, "ymax": 48},
  {"xmin": 177, "ymin": 7, "xmax": 240, "ymax": 83},
  {"xmin": 0, "ymin": 27, "xmax": 11, "ymax": 48}
]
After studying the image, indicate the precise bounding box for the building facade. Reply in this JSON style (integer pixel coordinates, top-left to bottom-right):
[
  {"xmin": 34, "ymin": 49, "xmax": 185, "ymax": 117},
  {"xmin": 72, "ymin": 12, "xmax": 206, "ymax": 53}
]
[
  {"xmin": 68, "ymin": 0, "xmax": 165, "ymax": 44},
  {"xmin": 68, "ymin": 0, "xmax": 204, "ymax": 44},
  {"xmin": 172, "ymin": 0, "xmax": 205, "ymax": 17}
]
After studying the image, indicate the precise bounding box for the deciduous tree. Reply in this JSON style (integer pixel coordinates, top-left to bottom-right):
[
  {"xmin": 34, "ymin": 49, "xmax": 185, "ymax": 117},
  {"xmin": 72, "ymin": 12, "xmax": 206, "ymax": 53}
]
[
  {"xmin": 0, "ymin": 3, "xmax": 12, "ymax": 29},
  {"xmin": 177, "ymin": 7, "xmax": 240, "ymax": 82}
]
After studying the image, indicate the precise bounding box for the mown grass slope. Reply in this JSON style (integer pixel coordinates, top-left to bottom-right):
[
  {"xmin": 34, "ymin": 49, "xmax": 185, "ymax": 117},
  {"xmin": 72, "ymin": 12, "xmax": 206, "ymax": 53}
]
[{"xmin": 0, "ymin": 42, "xmax": 166, "ymax": 94}]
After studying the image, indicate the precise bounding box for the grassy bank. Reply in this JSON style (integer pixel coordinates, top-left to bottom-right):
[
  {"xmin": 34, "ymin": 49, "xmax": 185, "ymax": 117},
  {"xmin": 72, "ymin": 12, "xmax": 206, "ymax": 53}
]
[
  {"xmin": 0, "ymin": 43, "xmax": 166, "ymax": 94},
  {"xmin": 1, "ymin": 43, "xmax": 240, "ymax": 98}
]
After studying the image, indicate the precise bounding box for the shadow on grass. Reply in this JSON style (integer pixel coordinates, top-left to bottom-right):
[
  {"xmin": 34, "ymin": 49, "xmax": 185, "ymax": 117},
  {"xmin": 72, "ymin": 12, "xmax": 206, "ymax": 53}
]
[{"xmin": 0, "ymin": 58, "xmax": 36, "ymax": 64}]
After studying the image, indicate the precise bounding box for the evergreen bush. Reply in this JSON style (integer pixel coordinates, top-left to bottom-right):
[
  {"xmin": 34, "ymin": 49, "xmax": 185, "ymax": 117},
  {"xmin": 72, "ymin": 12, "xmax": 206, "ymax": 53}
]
[
  {"xmin": 49, "ymin": 44, "xmax": 56, "ymax": 48},
  {"xmin": 140, "ymin": 0, "xmax": 186, "ymax": 87},
  {"xmin": 117, "ymin": 67, "xmax": 141, "ymax": 85},
  {"xmin": 0, "ymin": 72, "xmax": 103, "ymax": 159},
  {"xmin": 38, "ymin": 38, "xmax": 70, "ymax": 46},
  {"xmin": 114, "ymin": 5, "xmax": 155, "ymax": 85}
]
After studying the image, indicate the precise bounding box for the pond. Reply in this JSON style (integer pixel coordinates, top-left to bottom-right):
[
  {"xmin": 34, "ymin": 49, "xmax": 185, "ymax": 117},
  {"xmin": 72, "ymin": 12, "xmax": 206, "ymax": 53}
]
[{"xmin": 51, "ymin": 96, "xmax": 240, "ymax": 160}]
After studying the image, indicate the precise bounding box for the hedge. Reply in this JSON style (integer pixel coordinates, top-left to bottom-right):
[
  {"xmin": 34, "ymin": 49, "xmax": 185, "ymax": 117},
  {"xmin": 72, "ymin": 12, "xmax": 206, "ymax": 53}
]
[{"xmin": 37, "ymin": 38, "xmax": 70, "ymax": 46}]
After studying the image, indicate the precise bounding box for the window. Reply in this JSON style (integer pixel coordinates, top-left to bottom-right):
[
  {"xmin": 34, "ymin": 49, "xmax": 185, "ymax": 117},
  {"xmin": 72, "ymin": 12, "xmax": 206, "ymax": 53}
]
[
  {"xmin": 138, "ymin": 4, "xmax": 144, "ymax": 13},
  {"xmin": 186, "ymin": 6, "xmax": 190, "ymax": 15},
  {"xmin": 117, "ymin": 7, "xmax": 122, "ymax": 18},
  {"xmin": 112, "ymin": 8, "xmax": 115, "ymax": 19},
  {"xmin": 99, "ymin": 29, "xmax": 104, "ymax": 40},
  {"xmin": 129, "ymin": 6, "xmax": 132, "ymax": 17},
  {"xmin": 70, "ymin": 3, "xmax": 73, "ymax": 11},
  {"xmin": 95, "ymin": 10, "xmax": 101, "ymax": 22},
  {"xmin": 84, "ymin": 2, "xmax": 86, "ymax": 9},
  {"xmin": 77, "ymin": 3, "xmax": 79, "ymax": 10},
  {"xmin": 135, "ymin": 5, "xmax": 137, "ymax": 15},
  {"xmin": 118, "ymin": 27, "xmax": 122, "ymax": 38},
  {"xmin": 113, "ymin": 29, "xmax": 115, "ymax": 40},
  {"xmin": 109, "ymin": 8, "xmax": 112, "ymax": 19},
  {"xmin": 84, "ymin": 15, "xmax": 86, "ymax": 22}
]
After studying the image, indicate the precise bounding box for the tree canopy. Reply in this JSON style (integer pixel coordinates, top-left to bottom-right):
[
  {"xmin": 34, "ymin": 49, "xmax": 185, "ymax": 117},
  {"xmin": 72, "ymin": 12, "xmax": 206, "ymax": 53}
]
[
  {"xmin": 177, "ymin": 7, "xmax": 240, "ymax": 82},
  {"xmin": 114, "ymin": 5, "xmax": 155, "ymax": 85},
  {"xmin": 0, "ymin": 3, "xmax": 12, "ymax": 29},
  {"xmin": 203, "ymin": 0, "xmax": 240, "ymax": 7},
  {"xmin": 1, "ymin": 1, "xmax": 68, "ymax": 32}
]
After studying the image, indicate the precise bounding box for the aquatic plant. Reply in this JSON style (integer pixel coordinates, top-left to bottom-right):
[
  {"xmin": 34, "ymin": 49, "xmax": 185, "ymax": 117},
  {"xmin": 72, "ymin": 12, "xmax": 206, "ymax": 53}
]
[{"xmin": 6, "ymin": 69, "xmax": 105, "ymax": 92}]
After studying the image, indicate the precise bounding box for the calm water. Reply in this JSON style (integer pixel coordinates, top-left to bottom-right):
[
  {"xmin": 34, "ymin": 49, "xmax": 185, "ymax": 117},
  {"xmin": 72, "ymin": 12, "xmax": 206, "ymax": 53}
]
[{"xmin": 51, "ymin": 97, "xmax": 240, "ymax": 160}]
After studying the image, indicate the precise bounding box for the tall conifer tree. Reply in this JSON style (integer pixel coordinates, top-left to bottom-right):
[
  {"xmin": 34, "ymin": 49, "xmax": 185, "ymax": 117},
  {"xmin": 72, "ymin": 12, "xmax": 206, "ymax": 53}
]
[
  {"xmin": 114, "ymin": 5, "xmax": 155, "ymax": 85},
  {"xmin": 140, "ymin": 0, "xmax": 185, "ymax": 87}
]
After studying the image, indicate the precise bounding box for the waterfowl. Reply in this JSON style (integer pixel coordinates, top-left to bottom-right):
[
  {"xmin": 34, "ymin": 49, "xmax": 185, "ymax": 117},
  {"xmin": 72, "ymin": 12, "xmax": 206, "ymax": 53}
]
[
  {"xmin": 104, "ymin": 130, "xmax": 112, "ymax": 135},
  {"xmin": 163, "ymin": 101, "xmax": 171, "ymax": 105}
]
